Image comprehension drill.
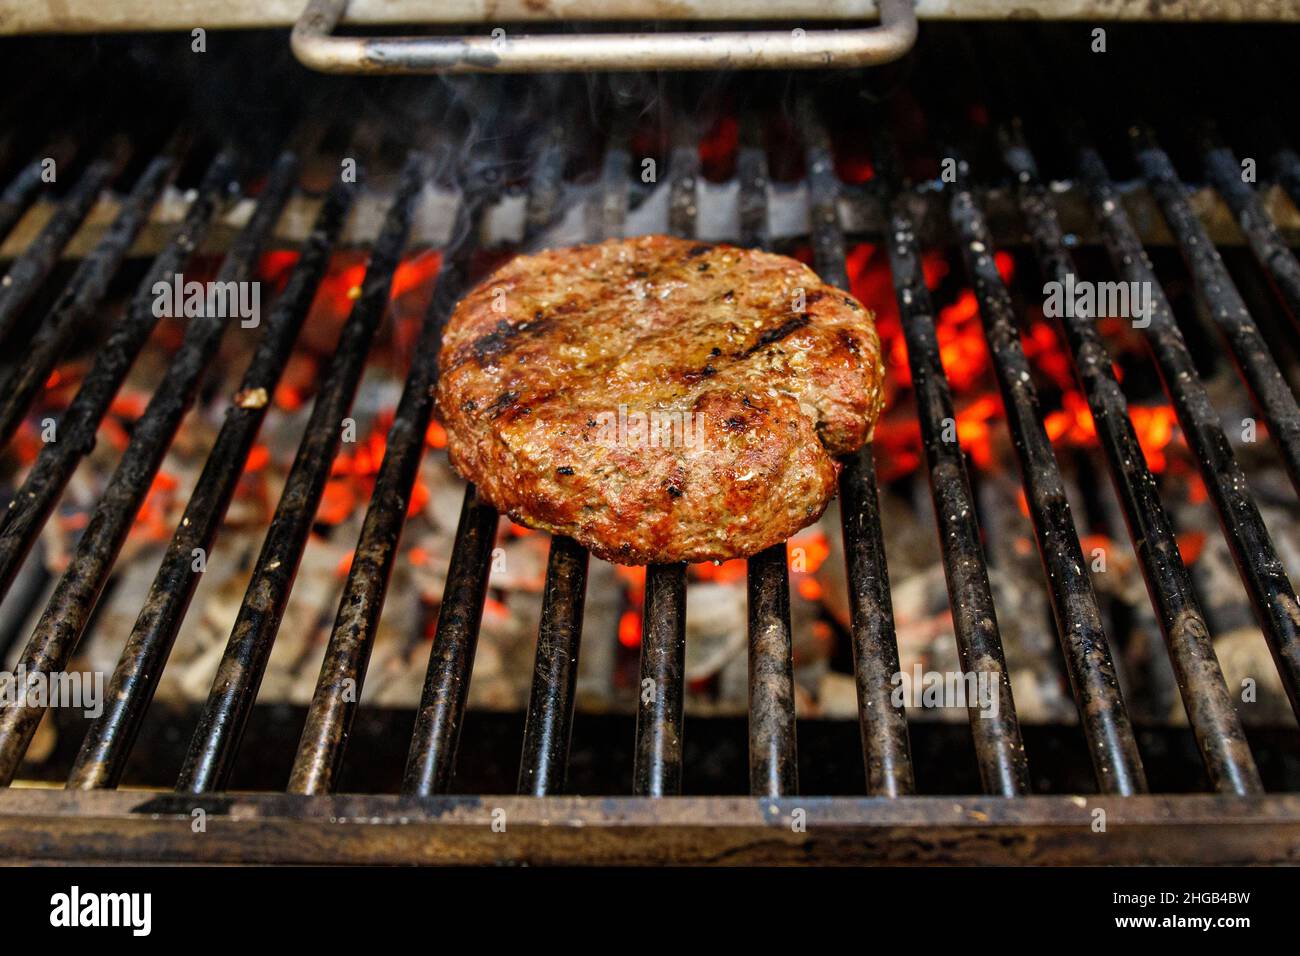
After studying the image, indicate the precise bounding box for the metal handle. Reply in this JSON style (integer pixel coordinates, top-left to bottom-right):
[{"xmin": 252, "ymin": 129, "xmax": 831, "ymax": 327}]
[{"xmin": 291, "ymin": 0, "xmax": 917, "ymax": 73}]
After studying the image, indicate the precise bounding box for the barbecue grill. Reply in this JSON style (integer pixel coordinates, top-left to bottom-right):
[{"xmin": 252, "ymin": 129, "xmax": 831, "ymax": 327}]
[{"xmin": 0, "ymin": 5, "xmax": 1298, "ymax": 866}]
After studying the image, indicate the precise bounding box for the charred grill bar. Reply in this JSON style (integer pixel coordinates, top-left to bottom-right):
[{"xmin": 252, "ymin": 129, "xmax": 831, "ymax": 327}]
[
  {"xmin": 291, "ymin": 186, "xmax": 490, "ymax": 796},
  {"xmin": 1201, "ymin": 129, "xmax": 1300, "ymax": 333},
  {"xmin": 517, "ymin": 533, "xmax": 589, "ymax": 796},
  {"xmin": 0, "ymin": 155, "xmax": 120, "ymax": 344},
  {"xmin": 517, "ymin": 139, "xmax": 597, "ymax": 798},
  {"xmin": 1002, "ymin": 127, "xmax": 1264, "ymax": 794},
  {"xmin": 401, "ymin": 484, "xmax": 498, "ymax": 796},
  {"xmin": 945, "ymin": 147, "xmax": 1146, "ymax": 794},
  {"xmin": 632, "ymin": 123, "xmax": 697, "ymax": 798},
  {"xmin": 0, "ymin": 153, "xmax": 297, "ymax": 786},
  {"xmin": 1074, "ymin": 136, "xmax": 1300, "ymax": 734},
  {"xmin": 869, "ymin": 136, "xmax": 1029, "ymax": 797},
  {"xmin": 741, "ymin": 112, "xmax": 799, "ymax": 799},
  {"xmin": 0, "ymin": 152, "xmax": 49, "ymax": 246},
  {"xmin": 803, "ymin": 110, "xmax": 916, "ymax": 799},
  {"xmin": 746, "ymin": 542, "xmax": 799, "ymax": 797},
  {"xmin": 0, "ymin": 22, "xmax": 1297, "ymax": 864},
  {"xmin": 176, "ymin": 154, "xmax": 428, "ymax": 794},
  {"xmin": 633, "ymin": 561, "xmax": 688, "ymax": 797},
  {"xmin": 69, "ymin": 178, "xmax": 358, "ymax": 790},
  {"xmin": 0, "ymin": 152, "xmax": 237, "ymax": 607},
  {"xmin": 9, "ymin": 152, "xmax": 290, "ymax": 782},
  {"xmin": 1134, "ymin": 128, "xmax": 1300, "ymax": 501},
  {"xmin": 0, "ymin": 156, "xmax": 176, "ymax": 449}
]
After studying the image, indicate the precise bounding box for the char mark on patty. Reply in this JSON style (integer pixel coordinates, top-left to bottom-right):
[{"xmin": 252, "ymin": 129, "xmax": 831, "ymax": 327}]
[
  {"xmin": 681, "ymin": 363, "xmax": 718, "ymax": 384},
  {"xmin": 483, "ymin": 390, "xmax": 522, "ymax": 420},
  {"xmin": 464, "ymin": 316, "xmax": 551, "ymax": 367},
  {"xmin": 738, "ymin": 315, "xmax": 811, "ymax": 358}
]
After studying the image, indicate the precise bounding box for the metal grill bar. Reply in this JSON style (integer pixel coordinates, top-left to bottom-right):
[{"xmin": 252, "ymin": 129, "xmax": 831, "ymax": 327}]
[
  {"xmin": 1135, "ymin": 127, "xmax": 1300, "ymax": 500},
  {"xmin": 0, "ymin": 155, "xmax": 118, "ymax": 344},
  {"xmin": 290, "ymin": 190, "xmax": 489, "ymax": 795},
  {"xmin": 802, "ymin": 108, "xmax": 914, "ymax": 798},
  {"xmin": 0, "ymin": 156, "xmax": 175, "ymax": 449},
  {"xmin": 1002, "ymin": 125, "xmax": 1263, "ymax": 794},
  {"xmin": 736, "ymin": 118, "xmax": 798, "ymax": 798},
  {"xmin": 401, "ymin": 145, "xmax": 562, "ymax": 798},
  {"xmin": 518, "ymin": 533, "xmax": 589, "ymax": 796},
  {"xmin": 1201, "ymin": 130, "xmax": 1300, "ymax": 331},
  {"xmin": 746, "ymin": 543, "xmax": 798, "ymax": 797},
  {"xmin": 838, "ymin": 450, "xmax": 913, "ymax": 796},
  {"xmin": 517, "ymin": 140, "xmax": 598, "ymax": 798},
  {"xmin": 401, "ymin": 483, "xmax": 498, "ymax": 796},
  {"xmin": 630, "ymin": 124, "xmax": 698, "ymax": 798},
  {"xmin": 177, "ymin": 154, "xmax": 427, "ymax": 794},
  {"xmin": 1076, "ymin": 136, "xmax": 1300, "ymax": 733},
  {"xmin": 633, "ymin": 562, "xmax": 687, "ymax": 797},
  {"xmin": 875, "ymin": 175, "xmax": 1029, "ymax": 797},
  {"xmin": 69, "ymin": 177, "xmax": 357, "ymax": 791},
  {"xmin": 0, "ymin": 153, "xmax": 294, "ymax": 787},
  {"xmin": 0, "ymin": 151, "xmax": 236, "ymax": 606},
  {"xmin": 946, "ymin": 151, "xmax": 1146, "ymax": 794}
]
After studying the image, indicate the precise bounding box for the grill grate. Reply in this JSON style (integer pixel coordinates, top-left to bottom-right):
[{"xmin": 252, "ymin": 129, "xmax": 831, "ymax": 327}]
[{"xmin": 0, "ymin": 28, "xmax": 1298, "ymax": 864}]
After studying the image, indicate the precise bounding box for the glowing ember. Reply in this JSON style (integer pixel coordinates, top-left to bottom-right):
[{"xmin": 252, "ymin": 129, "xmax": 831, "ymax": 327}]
[
  {"xmin": 840, "ymin": 240, "xmax": 1187, "ymax": 480},
  {"xmin": 132, "ymin": 471, "xmax": 181, "ymax": 542},
  {"xmin": 615, "ymin": 565, "xmax": 646, "ymax": 603},
  {"xmin": 1045, "ymin": 391, "xmax": 1182, "ymax": 473},
  {"xmin": 316, "ymin": 479, "xmax": 355, "ymax": 526},
  {"xmin": 691, "ymin": 559, "xmax": 746, "ymax": 584},
  {"xmin": 243, "ymin": 444, "xmax": 271, "ymax": 473},
  {"xmin": 797, "ymin": 577, "xmax": 823, "ymax": 601},
  {"xmin": 618, "ymin": 609, "xmax": 642, "ymax": 648},
  {"xmin": 1178, "ymin": 530, "xmax": 1207, "ymax": 565}
]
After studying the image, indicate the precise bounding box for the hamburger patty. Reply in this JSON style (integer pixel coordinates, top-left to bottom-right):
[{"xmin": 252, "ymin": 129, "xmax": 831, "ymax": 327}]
[{"xmin": 436, "ymin": 235, "xmax": 884, "ymax": 564}]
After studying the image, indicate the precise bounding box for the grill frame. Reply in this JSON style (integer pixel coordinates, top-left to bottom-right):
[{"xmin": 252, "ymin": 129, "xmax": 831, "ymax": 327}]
[{"xmin": 2, "ymin": 791, "xmax": 1299, "ymax": 865}]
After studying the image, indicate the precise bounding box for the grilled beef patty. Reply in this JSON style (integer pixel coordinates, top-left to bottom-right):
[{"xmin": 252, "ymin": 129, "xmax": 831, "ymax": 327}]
[{"xmin": 436, "ymin": 235, "xmax": 883, "ymax": 564}]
